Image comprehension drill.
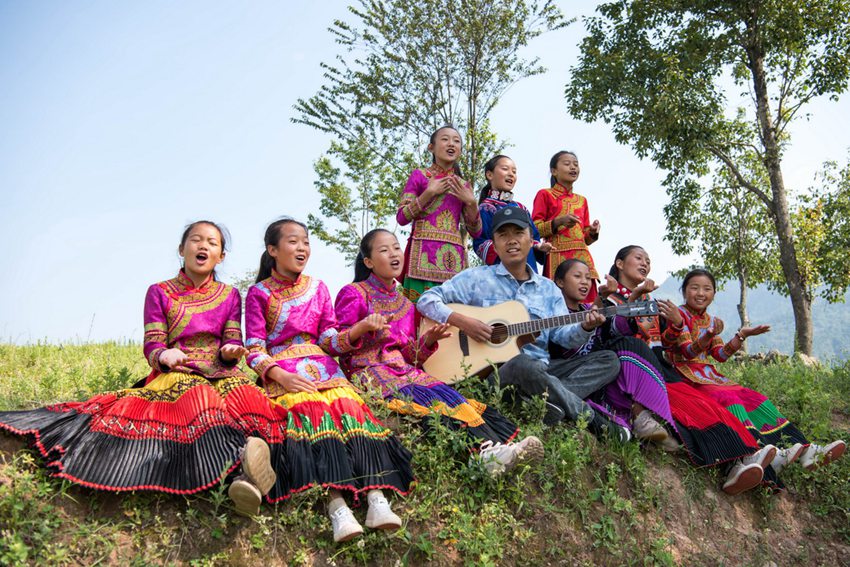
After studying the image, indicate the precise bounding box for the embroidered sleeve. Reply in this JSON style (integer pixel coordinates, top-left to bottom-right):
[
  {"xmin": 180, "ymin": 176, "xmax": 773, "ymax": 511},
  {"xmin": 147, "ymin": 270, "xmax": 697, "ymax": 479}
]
[
  {"xmin": 473, "ymin": 204, "xmax": 499, "ymax": 265},
  {"xmin": 710, "ymin": 318, "xmax": 733, "ymax": 361},
  {"xmin": 244, "ymin": 286, "xmax": 277, "ymax": 380},
  {"xmin": 660, "ymin": 318, "xmax": 686, "ymax": 349},
  {"xmin": 396, "ymin": 170, "xmax": 428, "ymax": 225},
  {"xmin": 413, "ymin": 333, "xmax": 439, "ymax": 366},
  {"xmin": 317, "ymin": 281, "xmax": 361, "ymax": 355},
  {"xmin": 532, "ymin": 190, "xmax": 556, "ymax": 238},
  {"xmin": 219, "ymin": 288, "xmax": 244, "ymax": 367},
  {"xmin": 143, "ymin": 284, "xmax": 170, "ymax": 372},
  {"xmin": 463, "ymin": 191, "xmax": 483, "ymax": 237},
  {"xmin": 333, "ymin": 284, "xmax": 376, "ymax": 348},
  {"xmin": 581, "ymin": 197, "xmax": 598, "ymax": 244}
]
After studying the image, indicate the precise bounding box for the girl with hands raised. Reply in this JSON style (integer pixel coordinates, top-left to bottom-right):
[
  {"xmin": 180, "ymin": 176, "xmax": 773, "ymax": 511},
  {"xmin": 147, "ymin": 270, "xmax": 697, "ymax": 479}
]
[
  {"xmin": 663, "ymin": 269, "xmax": 845, "ymax": 475},
  {"xmin": 336, "ymin": 229, "xmax": 542, "ymax": 478},
  {"xmin": 244, "ymin": 218, "xmax": 413, "ymax": 544},
  {"xmin": 396, "ymin": 125, "xmax": 482, "ymax": 302}
]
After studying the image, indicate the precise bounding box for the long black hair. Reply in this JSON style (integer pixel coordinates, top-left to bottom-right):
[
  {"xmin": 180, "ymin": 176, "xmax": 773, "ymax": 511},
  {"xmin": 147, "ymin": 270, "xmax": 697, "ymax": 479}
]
[
  {"xmin": 681, "ymin": 268, "xmax": 717, "ymax": 295},
  {"xmin": 548, "ymin": 150, "xmax": 578, "ymax": 187},
  {"xmin": 553, "ymin": 258, "xmax": 589, "ymax": 283},
  {"xmin": 429, "ymin": 125, "xmax": 463, "ymax": 176},
  {"xmin": 354, "ymin": 228, "xmax": 395, "ymax": 282},
  {"xmin": 255, "ymin": 217, "xmax": 308, "ymax": 283},
  {"xmin": 179, "ymin": 220, "xmax": 230, "ymax": 281},
  {"xmin": 608, "ymin": 245, "xmax": 644, "ymax": 281},
  {"xmin": 477, "ymin": 154, "xmax": 512, "ymax": 204}
]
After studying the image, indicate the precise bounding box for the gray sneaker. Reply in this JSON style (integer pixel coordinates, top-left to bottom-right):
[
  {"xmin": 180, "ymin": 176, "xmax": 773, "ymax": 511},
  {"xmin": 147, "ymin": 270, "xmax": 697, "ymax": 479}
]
[{"xmin": 632, "ymin": 410, "xmax": 669, "ymax": 442}]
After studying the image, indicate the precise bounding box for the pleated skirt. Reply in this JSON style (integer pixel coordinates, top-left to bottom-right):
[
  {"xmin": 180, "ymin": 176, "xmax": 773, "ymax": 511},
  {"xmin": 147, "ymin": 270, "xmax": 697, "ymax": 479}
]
[
  {"xmin": 267, "ymin": 385, "xmax": 414, "ymax": 502},
  {"xmin": 0, "ymin": 372, "xmax": 287, "ymax": 495},
  {"xmin": 385, "ymin": 382, "xmax": 519, "ymax": 445}
]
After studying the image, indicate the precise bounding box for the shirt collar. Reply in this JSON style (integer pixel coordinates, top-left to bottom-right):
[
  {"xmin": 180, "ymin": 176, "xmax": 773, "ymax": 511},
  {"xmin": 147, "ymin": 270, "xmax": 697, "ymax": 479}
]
[
  {"xmin": 366, "ymin": 272, "xmax": 398, "ymax": 295},
  {"xmin": 176, "ymin": 269, "xmax": 214, "ymax": 292},
  {"xmin": 270, "ymin": 268, "xmax": 302, "ymax": 287},
  {"xmin": 494, "ymin": 261, "xmax": 539, "ymax": 284}
]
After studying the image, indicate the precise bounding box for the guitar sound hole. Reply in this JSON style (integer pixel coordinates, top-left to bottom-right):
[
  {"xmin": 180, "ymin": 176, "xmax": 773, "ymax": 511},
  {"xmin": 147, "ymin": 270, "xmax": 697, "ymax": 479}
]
[{"xmin": 490, "ymin": 323, "xmax": 509, "ymax": 344}]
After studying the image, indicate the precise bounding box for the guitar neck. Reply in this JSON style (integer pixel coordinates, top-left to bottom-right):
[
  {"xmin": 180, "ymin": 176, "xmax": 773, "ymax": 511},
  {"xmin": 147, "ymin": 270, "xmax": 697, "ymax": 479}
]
[{"xmin": 505, "ymin": 304, "xmax": 621, "ymax": 337}]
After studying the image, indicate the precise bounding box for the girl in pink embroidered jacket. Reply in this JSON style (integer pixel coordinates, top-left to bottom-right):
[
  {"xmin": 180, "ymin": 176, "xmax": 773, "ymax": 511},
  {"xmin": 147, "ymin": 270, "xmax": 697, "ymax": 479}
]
[
  {"xmin": 244, "ymin": 217, "xmax": 414, "ymax": 544},
  {"xmin": 396, "ymin": 125, "xmax": 482, "ymax": 302}
]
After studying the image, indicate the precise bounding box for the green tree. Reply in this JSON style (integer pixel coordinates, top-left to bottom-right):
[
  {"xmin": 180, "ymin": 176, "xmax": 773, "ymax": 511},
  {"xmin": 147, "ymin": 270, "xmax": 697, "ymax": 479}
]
[
  {"xmin": 567, "ymin": 0, "xmax": 850, "ymax": 354},
  {"xmin": 293, "ymin": 0, "xmax": 569, "ymax": 253}
]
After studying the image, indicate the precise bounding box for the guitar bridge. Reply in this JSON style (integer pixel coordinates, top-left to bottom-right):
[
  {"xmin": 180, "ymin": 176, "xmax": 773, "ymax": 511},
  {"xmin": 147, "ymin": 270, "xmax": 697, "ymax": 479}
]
[{"xmin": 458, "ymin": 331, "xmax": 469, "ymax": 356}]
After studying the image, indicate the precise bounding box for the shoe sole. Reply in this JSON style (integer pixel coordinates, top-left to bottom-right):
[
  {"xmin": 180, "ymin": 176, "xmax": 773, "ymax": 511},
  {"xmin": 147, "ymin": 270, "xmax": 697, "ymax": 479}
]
[
  {"xmin": 365, "ymin": 517, "xmax": 402, "ymax": 530},
  {"xmin": 334, "ymin": 526, "xmax": 364, "ymax": 543},
  {"xmin": 723, "ymin": 465, "xmax": 763, "ymax": 495},
  {"xmin": 759, "ymin": 445, "xmax": 777, "ymax": 469},
  {"xmin": 229, "ymin": 480, "xmax": 262, "ymax": 517},
  {"xmin": 785, "ymin": 443, "xmax": 806, "ymax": 466},
  {"xmin": 516, "ymin": 438, "xmax": 545, "ymax": 464},
  {"xmin": 635, "ymin": 428, "xmax": 669, "ymax": 442},
  {"xmin": 803, "ymin": 441, "xmax": 846, "ymax": 471},
  {"xmin": 242, "ymin": 437, "xmax": 276, "ymax": 495}
]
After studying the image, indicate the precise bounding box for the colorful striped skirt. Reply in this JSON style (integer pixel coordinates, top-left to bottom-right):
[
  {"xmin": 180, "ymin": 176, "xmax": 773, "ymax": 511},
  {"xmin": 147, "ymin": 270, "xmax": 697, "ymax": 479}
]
[
  {"xmin": 0, "ymin": 372, "xmax": 287, "ymax": 495},
  {"xmin": 268, "ymin": 384, "xmax": 414, "ymax": 502},
  {"xmin": 587, "ymin": 337, "xmax": 677, "ymax": 434},
  {"xmin": 648, "ymin": 347, "xmax": 761, "ymax": 467},
  {"xmin": 385, "ymin": 382, "xmax": 518, "ymax": 445},
  {"xmin": 688, "ymin": 382, "xmax": 809, "ymax": 448}
]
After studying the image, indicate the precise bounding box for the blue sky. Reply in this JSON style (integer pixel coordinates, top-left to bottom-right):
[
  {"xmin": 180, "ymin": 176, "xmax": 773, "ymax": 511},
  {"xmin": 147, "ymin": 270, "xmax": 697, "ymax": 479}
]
[{"xmin": 1, "ymin": 1, "xmax": 848, "ymax": 343}]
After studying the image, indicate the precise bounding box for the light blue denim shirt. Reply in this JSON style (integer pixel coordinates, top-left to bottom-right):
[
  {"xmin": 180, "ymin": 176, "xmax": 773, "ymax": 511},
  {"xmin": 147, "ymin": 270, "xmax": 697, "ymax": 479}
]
[{"xmin": 417, "ymin": 263, "xmax": 592, "ymax": 363}]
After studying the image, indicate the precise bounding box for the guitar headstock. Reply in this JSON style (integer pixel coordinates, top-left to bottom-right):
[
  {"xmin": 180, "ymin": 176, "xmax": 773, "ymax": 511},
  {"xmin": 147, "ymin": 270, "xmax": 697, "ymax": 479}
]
[{"xmin": 613, "ymin": 300, "xmax": 659, "ymax": 318}]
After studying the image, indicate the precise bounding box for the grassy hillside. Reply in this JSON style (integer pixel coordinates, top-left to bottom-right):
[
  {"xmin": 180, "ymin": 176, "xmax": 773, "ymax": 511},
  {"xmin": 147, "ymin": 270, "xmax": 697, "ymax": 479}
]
[{"xmin": 0, "ymin": 343, "xmax": 848, "ymax": 566}]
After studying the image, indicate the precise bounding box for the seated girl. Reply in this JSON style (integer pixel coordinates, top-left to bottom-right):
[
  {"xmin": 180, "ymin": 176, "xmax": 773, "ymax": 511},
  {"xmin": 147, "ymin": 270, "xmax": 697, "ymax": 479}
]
[
  {"xmin": 664, "ymin": 268, "xmax": 845, "ymax": 472},
  {"xmin": 551, "ymin": 259, "xmax": 677, "ymax": 448},
  {"xmin": 244, "ymin": 218, "xmax": 414, "ymax": 543},
  {"xmin": 601, "ymin": 245, "xmax": 776, "ymax": 494},
  {"xmin": 334, "ymin": 229, "xmax": 544, "ymax": 477},
  {"xmin": 0, "ymin": 221, "xmax": 283, "ymax": 516}
]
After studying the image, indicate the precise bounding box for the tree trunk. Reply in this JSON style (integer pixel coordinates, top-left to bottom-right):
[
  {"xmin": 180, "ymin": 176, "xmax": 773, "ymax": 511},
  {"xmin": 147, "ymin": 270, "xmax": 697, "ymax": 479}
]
[
  {"xmin": 737, "ymin": 271, "xmax": 750, "ymax": 354},
  {"xmin": 745, "ymin": 29, "xmax": 814, "ymax": 354}
]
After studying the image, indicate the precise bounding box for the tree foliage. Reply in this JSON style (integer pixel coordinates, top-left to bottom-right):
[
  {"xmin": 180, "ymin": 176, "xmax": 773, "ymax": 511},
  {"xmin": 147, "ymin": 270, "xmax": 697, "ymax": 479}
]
[
  {"xmin": 293, "ymin": 0, "xmax": 569, "ymax": 255},
  {"xmin": 566, "ymin": 0, "xmax": 850, "ymax": 353}
]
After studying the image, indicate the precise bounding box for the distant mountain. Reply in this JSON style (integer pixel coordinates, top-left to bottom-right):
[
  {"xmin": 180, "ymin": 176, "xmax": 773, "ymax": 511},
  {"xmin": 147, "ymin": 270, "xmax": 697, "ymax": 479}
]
[{"xmin": 654, "ymin": 278, "xmax": 850, "ymax": 361}]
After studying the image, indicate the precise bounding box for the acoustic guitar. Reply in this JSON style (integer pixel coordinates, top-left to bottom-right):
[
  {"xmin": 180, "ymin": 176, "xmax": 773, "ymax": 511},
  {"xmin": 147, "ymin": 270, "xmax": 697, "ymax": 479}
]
[{"xmin": 421, "ymin": 300, "xmax": 659, "ymax": 384}]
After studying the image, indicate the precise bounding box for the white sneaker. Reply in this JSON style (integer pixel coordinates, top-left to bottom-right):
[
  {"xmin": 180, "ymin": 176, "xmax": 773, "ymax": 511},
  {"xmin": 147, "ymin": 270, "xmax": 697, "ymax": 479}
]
[
  {"xmin": 228, "ymin": 477, "xmax": 262, "ymax": 517},
  {"xmin": 477, "ymin": 436, "xmax": 545, "ymax": 477},
  {"xmin": 799, "ymin": 440, "xmax": 846, "ymax": 470},
  {"xmin": 242, "ymin": 437, "xmax": 276, "ymax": 495},
  {"xmin": 365, "ymin": 494, "xmax": 402, "ymax": 530},
  {"xmin": 329, "ymin": 504, "xmax": 364, "ymax": 543},
  {"xmin": 722, "ymin": 462, "xmax": 764, "ymax": 495},
  {"xmin": 632, "ymin": 410, "xmax": 669, "ymax": 442},
  {"xmin": 771, "ymin": 443, "xmax": 806, "ymax": 474},
  {"xmin": 741, "ymin": 444, "xmax": 777, "ymax": 470}
]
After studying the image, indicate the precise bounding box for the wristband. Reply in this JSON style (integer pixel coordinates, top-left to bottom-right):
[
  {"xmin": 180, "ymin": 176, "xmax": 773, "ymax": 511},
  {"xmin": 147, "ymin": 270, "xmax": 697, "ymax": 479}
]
[{"xmin": 735, "ymin": 331, "xmax": 746, "ymax": 342}]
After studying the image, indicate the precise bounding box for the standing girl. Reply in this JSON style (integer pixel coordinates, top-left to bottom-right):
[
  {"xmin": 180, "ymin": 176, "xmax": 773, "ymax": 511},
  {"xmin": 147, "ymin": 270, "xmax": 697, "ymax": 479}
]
[
  {"xmin": 397, "ymin": 125, "xmax": 482, "ymax": 302},
  {"xmin": 0, "ymin": 221, "xmax": 283, "ymax": 516},
  {"xmin": 664, "ymin": 268, "xmax": 845, "ymax": 472},
  {"xmin": 244, "ymin": 218, "xmax": 415, "ymax": 543},
  {"xmin": 532, "ymin": 151, "xmax": 601, "ymax": 300},
  {"xmin": 335, "ymin": 229, "xmax": 544, "ymax": 477},
  {"xmin": 602, "ymin": 245, "xmax": 776, "ymax": 494},
  {"xmin": 474, "ymin": 154, "xmax": 551, "ymax": 272},
  {"xmin": 552, "ymin": 259, "xmax": 677, "ymax": 447}
]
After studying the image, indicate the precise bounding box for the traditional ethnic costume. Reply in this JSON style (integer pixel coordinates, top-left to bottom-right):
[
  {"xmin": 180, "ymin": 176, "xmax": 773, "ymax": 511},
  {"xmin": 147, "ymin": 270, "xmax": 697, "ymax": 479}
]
[
  {"xmin": 0, "ymin": 271, "xmax": 286, "ymax": 495},
  {"xmin": 397, "ymin": 165, "xmax": 482, "ymax": 302},
  {"xmin": 550, "ymin": 303, "xmax": 678, "ymax": 436},
  {"xmin": 605, "ymin": 285, "xmax": 764, "ymax": 469},
  {"xmin": 664, "ymin": 306, "xmax": 809, "ymax": 449},
  {"xmin": 475, "ymin": 191, "xmax": 543, "ymax": 273},
  {"xmin": 334, "ymin": 273, "xmax": 518, "ymax": 445},
  {"xmin": 532, "ymin": 183, "xmax": 599, "ymax": 299},
  {"xmin": 245, "ymin": 270, "xmax": 414, "ymax": 501}
]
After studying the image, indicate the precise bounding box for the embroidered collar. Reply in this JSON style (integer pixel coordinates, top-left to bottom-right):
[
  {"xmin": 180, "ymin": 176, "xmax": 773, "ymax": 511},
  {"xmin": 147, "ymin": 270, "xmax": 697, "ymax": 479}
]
[
  {"xmin": 488, "ymin": 189, "xmax": 514, "ymax": 202},
  {"xmin": 552, "ymin": 182, "xmax": 574, "ymax": 196},
  {"xmin": 270, "ymin": 268, "xmax": 302, "ymax": 288},
  {"xmin": 683, "ymin": 304, "xmax": 707, "ymax": 318},
  {"xmin": 366, "ymin": 273, "xmax": 398, "ymax": 296},
  {"xmin": 614, "ymin": 282, "xmax": 633, "ymax": 300},
  {"xmin": 425, "ymin": 163, "xmax": 455, "ymax": 178},
  {"xmin": 176, "ymin": 269, "xmax": 214, "ymax": 293}
]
